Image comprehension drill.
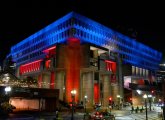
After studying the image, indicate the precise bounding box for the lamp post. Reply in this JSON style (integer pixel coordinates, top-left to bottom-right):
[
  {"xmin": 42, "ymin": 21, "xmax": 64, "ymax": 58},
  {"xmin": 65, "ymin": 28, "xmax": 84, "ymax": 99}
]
[
  {"xmin": 143, "ymin": 94, "xmax": 148, "ymax": 120},
  {"xmin": 5, "ymin": 86, "xmax": 11, "ymax": 95},
  {"xmin": 84, "ymin": 95, "xmax": 87, "ymax": 113},
  {"xmin": 148, "ymin": 94, "xmax": 152, "ymax": 111},
  {"xmin": 71, "ymin": 90, "xmax": 76, "ymax": 120},
  {"xmin": 117, "ymin": 95, "xmax": 120, "ymax": 110},
  {"xmin": 163, "ymin": 97, "xmax": 165, "ymax": 120}
]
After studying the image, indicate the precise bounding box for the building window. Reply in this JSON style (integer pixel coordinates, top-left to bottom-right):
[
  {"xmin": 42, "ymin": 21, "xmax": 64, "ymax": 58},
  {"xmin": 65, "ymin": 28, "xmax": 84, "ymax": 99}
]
[{"xmin": 132, "ymin": 66, "xmax": 135, "ymax": 75}]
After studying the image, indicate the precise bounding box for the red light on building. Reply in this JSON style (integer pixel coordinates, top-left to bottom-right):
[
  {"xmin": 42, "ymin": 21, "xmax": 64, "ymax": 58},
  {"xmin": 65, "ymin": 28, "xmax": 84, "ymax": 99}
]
[
  {"xmin": 45, "ymin": 60, "xmax": 51, "ymax": 69},
  {"xmin": 20, "ymin": 59, "xmax": 42, "ymax": 74},
  {"xmin": 43, "ymin": 46, "xmax": 56, "ymax": 58},
  {"xmin": 43, "ymin": 46, "xmax": 56, "ymax": 53},
  {"xmin": 94, "ymin": 83, "xmax": 99, "ymax": 103}
]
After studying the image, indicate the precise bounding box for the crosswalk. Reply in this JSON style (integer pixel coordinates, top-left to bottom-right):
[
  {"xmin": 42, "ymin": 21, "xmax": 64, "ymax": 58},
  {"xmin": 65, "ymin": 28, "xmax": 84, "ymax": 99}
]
[
  {"xmin": 116, "ymin": 111, "xmax": 163, "ymax": 120},
  {"xmin": 131, "ymin": 112, "xmax": 162, "ymax": 120}
]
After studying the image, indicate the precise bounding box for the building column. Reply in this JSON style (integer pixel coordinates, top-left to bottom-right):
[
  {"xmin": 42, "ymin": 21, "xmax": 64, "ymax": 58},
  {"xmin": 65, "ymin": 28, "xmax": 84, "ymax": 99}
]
[
  {"xmin": 50, "ymin": 71, "xmax": 55, "ymax": 89},
  {"xmin": 55, "ymin": 71, "xmax": 65, "ymax": 101},
  {"xmin": 102, "ymin": 74, "xmax": 111, "ymax": 107},
  {"xmin": 42, "ymin": 73, "xmax": 51, "ymax": 88},
  {"xmin": 116, "ymin": 54, "xmax": 124, "ymax": 105},
  {"xmin": 82, "ymin": 72, "xmax": 94, "ymax": 107},
  {"xmin": 38, "ymin": 74, "xmax": 42, "ymax": 88}
]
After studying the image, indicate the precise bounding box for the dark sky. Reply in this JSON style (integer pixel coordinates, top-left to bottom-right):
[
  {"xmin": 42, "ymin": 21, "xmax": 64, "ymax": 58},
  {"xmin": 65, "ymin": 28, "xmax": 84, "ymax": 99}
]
[{"xmin": 0, "ymin": 1, "xmax": 165, "ymax": 63}]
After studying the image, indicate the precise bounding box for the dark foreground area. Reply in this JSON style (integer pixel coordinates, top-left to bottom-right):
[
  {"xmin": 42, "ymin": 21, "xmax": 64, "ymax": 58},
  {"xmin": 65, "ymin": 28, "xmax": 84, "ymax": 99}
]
[{"xmin": 0, "ymin": 110, "xmax": 57, "ymax": 120}]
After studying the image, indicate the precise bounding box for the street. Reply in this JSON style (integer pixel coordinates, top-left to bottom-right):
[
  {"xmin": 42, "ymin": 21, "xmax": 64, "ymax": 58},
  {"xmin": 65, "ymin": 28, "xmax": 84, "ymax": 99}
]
[{"xmin": 0, "ymin": 106, "xmax": 163, "ymax": 120}]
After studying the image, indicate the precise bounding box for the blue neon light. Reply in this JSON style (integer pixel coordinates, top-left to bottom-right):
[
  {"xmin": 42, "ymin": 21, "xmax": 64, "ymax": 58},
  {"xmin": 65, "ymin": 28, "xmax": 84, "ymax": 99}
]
[{"xmin": 10, "ymin": 12, "xmax": 162, "ymax": 70}]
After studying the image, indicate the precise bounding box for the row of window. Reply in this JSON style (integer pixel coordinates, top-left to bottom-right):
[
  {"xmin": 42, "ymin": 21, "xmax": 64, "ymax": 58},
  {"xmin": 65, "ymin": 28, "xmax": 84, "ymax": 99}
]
[
  {"xmin": 12, "ymin": 18, "xmax": 73, "ymax": 53},
  {"xmin": 74, "ymin": 18, "xmax": 161, "ymax": 59},
  {"xmin": 118, "ymin": 44, "xmax": 159, "ymax": 63},
  {"xmin": 117, "ymin": 37, "xmax": 159, "ymax": 57},
  {"xmin": 75, "ymin": 28, "xmax": 106, "ymax": 45},
  {"xmin": 132, "ymin": 66, "xmax": 149, "ymax": 77},
  {"xmin": 13, "ymin": 41, "xmax": 46, "ymax": 59},
  {"xmin": 17, "ymin": 51, "xmax": 43, "ymax": 64},
  {"xmin": 74, "ymin": 18, "xmax": 111, "ymax": 38},
  {"xmin": 119, "ymin": 52, "xmax": 157, "ymax": 69},
  {"xmin": 74, "ymin": 18, "xmax": 161, "ymax": 68},
  {"xmin": 13, "ymin": 29, "xmax": 72, "ymax": 63},
  {"xmin": 74, "ymin": 21, "xmax": 160, "ymax": 70}
]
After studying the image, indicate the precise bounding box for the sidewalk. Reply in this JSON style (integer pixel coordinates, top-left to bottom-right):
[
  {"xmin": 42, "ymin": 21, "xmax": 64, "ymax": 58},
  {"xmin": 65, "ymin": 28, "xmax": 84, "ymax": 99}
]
[
  {"xmin": 111, "ymin": 109, "xmax": 131, "ymax": 117},
  {"xmin": 114, "ymin": 106, "xmax": 163, "ymax": 120}
]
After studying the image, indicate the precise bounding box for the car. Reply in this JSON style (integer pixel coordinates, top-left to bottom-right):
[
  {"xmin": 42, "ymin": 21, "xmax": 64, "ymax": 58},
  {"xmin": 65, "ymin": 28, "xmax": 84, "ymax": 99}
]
[
  {"xmin": 94, "ymin": 103, "xmax": 101, "ymax": 109},
  {"xmin": 91, "ymin": 111, "xmax": 103, "ymax": 120},
  {"xmin": 123, "ymin": 102, "xmax": 130, "ymax": 107},
  {"xmin": 75, "ymin": 103, "xmax": 84, "ymax": 109},
  {"xmin": 156, "ymin": 103, "xmax": 164, "ymax": 107},
  {"xmin": 101, "ymin": 111, "xmax": 115, "ymax": 120}
]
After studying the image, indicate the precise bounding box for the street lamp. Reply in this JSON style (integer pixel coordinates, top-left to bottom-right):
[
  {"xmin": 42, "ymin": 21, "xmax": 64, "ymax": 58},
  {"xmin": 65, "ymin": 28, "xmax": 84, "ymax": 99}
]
[
  {"xmin": 84, "ymin": 95, "xmax": 87, "ymax": 113},
  {"xmin": 148, "ymin": 94, "xmax": 152, "ymax": 111},
  {"xmin": 143, "ymin": 94, "xmax": 148, "ymax": 120},
  {"xmin": 5, "ymin": 86, "xmax": 11, "ymax": 94},
  {"xmin": 117, "ymin": 95, "xmax": 121, "ymax": 110},
  {"xmin": 163, "ymin": 97, "xmax": 165, "ymax": 120},
  {"xmin": 71, "ymin": 90, "xmax": 76, "ymax": 120}
]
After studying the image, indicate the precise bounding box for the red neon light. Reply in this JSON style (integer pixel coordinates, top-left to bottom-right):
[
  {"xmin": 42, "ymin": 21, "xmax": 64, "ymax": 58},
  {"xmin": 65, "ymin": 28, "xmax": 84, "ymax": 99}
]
[
  {"xmin": 94, "ymin": 83, "xmax": 99, "ymax": 103},
  {"xmin": 20, "ymin": 59, "xmax": 42, "ymax": 74},
  {"xmin": 43, "ymin": 46, "xmax": 56, "ymax": 53},
  {"xmin": 68, "ymin": 37, "xmax": 80, "ymax": 43},
  {"xmin": 105, "ymin": 60, "xmax": 116, "ymax": 73},
  {"xmin": 105, "ymin": 60, "xmax": 115, "ymax": 63},
  {"xmin": 22, "ymin": 60, "xmax": 42, "ymax": 67},
  {"xmin": 45, "ymin": 60, "xmax": 51, "ymax": 69}
]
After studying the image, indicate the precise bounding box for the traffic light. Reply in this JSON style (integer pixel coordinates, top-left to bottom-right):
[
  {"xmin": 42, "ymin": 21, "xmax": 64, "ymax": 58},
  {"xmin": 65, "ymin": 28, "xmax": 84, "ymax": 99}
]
[
  {"xmin": 109, "ymin": 97, "xmax": 112, "ymax": 101},
  {"xmin": 109, "ymin": 97, "xmax": 112, "ymax": 105},
  {"xmin": 151, "ymin": 90, "xmax": 154, "ymax": 93}
]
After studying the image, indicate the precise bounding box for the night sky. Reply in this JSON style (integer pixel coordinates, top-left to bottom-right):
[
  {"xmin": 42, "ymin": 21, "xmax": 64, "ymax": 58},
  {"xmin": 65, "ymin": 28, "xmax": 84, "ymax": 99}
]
[{"xmin": 0, "ymin": 1, "xmax": 165, "ymax": 63}]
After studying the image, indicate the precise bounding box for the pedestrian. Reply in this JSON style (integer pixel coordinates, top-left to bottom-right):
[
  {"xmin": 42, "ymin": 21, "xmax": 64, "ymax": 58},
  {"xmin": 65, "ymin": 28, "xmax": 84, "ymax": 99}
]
[{"xmin": 56, "ymin": 110, "xmax": 58, "ymax": 119}]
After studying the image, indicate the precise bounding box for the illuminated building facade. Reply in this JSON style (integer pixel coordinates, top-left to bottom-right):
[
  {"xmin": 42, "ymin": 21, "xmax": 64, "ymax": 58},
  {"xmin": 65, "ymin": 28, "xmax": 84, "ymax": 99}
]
[{"xmin": 9, "ymin": 12, "xmax": 162, "ymax": 107}]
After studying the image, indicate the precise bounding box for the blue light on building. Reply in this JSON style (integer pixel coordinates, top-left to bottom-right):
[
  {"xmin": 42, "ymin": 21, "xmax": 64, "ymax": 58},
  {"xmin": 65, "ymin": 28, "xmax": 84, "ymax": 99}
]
[{"xmin": 10, "ymin": 12, "xmax": 162, "ymax": 70}]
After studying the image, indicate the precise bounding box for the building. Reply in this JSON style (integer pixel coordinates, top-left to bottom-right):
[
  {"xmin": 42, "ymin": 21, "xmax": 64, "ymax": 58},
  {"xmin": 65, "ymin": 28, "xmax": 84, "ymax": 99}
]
[
  {"xmin": 157, "ymin": 63, "xmax": 165, "ymax": 103},
  {"xmin": 9, "ymin": 12, "xmax": 162, "ymax": 108}
]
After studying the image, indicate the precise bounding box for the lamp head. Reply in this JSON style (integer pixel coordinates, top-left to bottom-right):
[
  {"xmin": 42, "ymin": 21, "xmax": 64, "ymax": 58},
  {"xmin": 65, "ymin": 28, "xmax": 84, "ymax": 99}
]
[{"xmin": 143, "ymin": 94, "xmax": 147, "ymax": 99}]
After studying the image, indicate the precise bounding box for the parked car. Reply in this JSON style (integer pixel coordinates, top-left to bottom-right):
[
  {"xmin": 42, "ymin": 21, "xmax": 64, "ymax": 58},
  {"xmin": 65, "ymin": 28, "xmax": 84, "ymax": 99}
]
[
  {"xmin": 91, "ymin": 111, "xmax": 103, "ymax": 120},
  {"xmin": 101, "ymin": 111, "xmax": 115, "ymax": 120},
  {"xmin": 123, "ymin": 102, "xmax": 131, "ymax": 107},
  {"xmin": 156, "ymin": 102, "xmax": 164, "ymax": 107},
  {"xmin": 76, "ymin": 103, "xmax": 84, "ymax": 109},
  {"xmin": 94, "ymin": 103, "xmax": 101, "ymax": 109}
]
